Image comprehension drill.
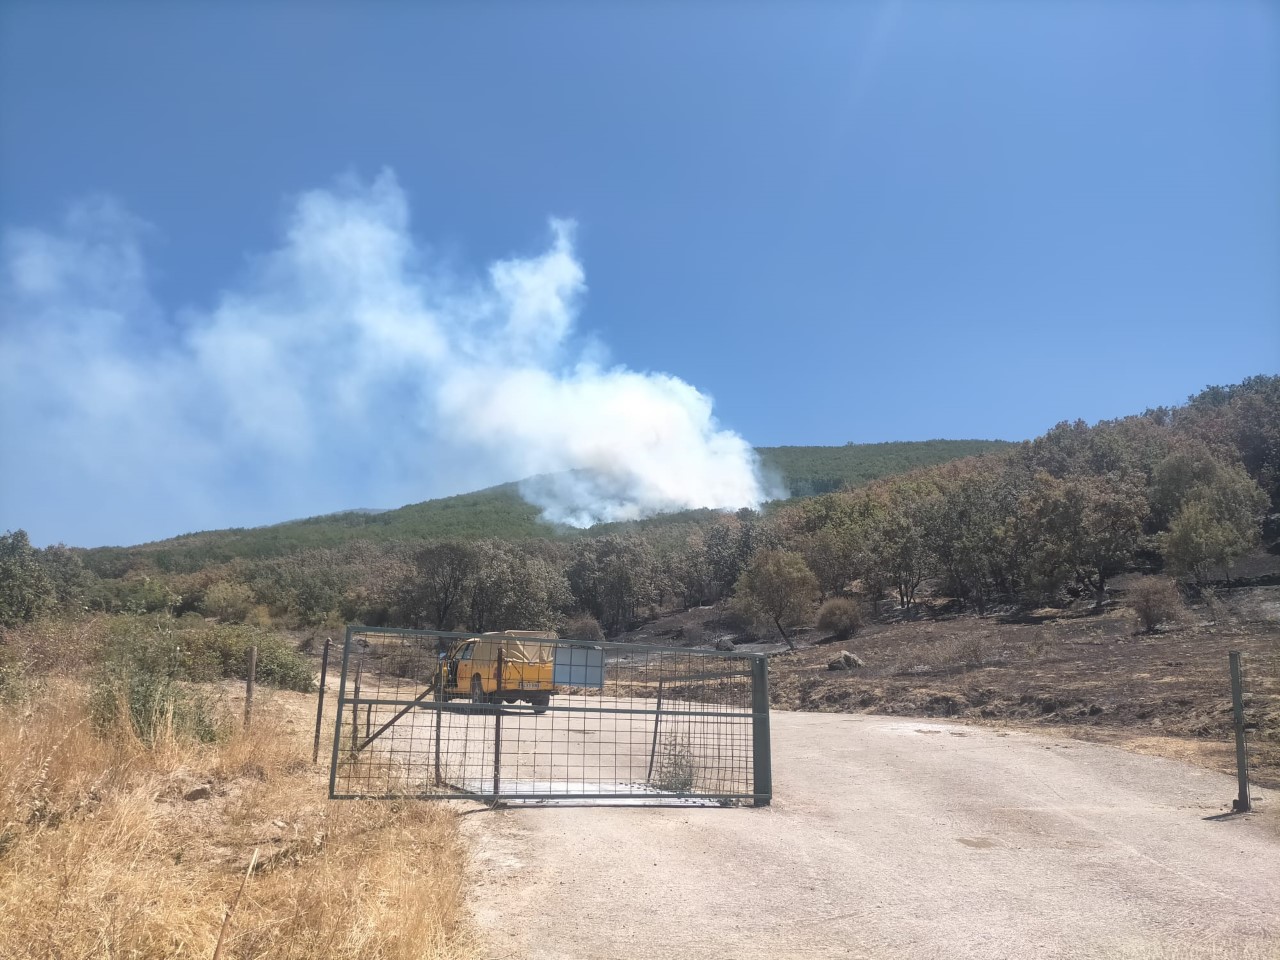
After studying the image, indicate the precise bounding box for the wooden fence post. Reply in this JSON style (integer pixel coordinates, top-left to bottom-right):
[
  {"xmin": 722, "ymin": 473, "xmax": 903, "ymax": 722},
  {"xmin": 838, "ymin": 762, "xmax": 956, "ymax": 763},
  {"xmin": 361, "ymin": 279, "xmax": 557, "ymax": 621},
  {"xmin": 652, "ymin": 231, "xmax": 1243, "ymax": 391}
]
[
  {"xmin": 244, "ymin": 646, "xmax": 257, "ymax": 729},
  {"xmin": 312, "ymin": 638, "xmax": 331, "ymax": 764}
]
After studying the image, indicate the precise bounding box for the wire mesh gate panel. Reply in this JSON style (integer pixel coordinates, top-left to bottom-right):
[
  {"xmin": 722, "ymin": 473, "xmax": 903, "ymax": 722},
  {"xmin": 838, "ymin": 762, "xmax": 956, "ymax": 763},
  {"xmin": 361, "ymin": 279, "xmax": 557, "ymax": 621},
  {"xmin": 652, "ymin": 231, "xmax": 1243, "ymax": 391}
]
[
  {"xmin": 1233, "ymin": 650, "xmax": 1280, "ymax": 805},
  {"xmin": 328, "ymin": 626, "xmax": 772, "ymax": 806}
]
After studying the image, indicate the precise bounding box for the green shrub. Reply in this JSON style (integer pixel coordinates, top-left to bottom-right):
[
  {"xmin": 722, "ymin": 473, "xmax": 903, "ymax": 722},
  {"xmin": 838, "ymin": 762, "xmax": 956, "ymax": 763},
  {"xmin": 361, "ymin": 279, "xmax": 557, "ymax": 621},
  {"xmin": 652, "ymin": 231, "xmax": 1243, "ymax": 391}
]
[
  {"xmin": 85, "ymin": 617, "xmax": 312, "ymax": 744},
  {"xmin": 88, "ymin": 576, "xmax": 180, "ymax": 615},
  {"xmin": 89, "ymin": 622, "xmax": 223, "ymax": 743},
  {"xmin": 816, "ymin": 597, "xmax": 864, "ymax": 640},
  {"xmin": 0, "ymin": 643, "xmax": 24, "ymax": 703},
  {"xmin": 560, "ymin": 615, "xmax": 604, "ymax": 642},
  {"xmin": 200, "ymin": 581, "xmax": 255, "ymax": 623},
  {"xmin": 90, "ymin": 667, "xmax": 223, "ymax": 744},
  {"xmin": 723, "ymin": 593, "xmax": 768, "ymax": 640},
  {"xmin": 1127, "ymin": 577, "xmax": 1184, "ymax": 634},
  {"xmin": 173, "ymin": 621, "xmax": 314, "ymax": 692}
]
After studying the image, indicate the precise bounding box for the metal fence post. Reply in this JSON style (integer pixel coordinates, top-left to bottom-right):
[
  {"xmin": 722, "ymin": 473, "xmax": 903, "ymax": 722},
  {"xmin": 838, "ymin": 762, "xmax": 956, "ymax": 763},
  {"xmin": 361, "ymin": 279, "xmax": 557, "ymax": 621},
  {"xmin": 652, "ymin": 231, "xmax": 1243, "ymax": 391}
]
[
  {"xmin": 492, "ymin": 648, "xmax": 504, "ymax": 800},
  {"xmin": 646, "ymin": 678, "xmax": 666, "ymax": 783},
  {"xmin": 312, "ymin": 637, "xmax": 331, "ymax": 764},
  {"xmin": 434, "ymin": 668, "xmax": 443, "ymax": 787},
  {"xmin": 1230, "ymin": 651, "xmax": 1251, "ymax": 813},
  {"xmin": 751, "ymin": 655, "xmax": 772, "ymax": 806},
  {"xmin": 350, "ymin": 661, "xmax": 363, "ymax": 754}
]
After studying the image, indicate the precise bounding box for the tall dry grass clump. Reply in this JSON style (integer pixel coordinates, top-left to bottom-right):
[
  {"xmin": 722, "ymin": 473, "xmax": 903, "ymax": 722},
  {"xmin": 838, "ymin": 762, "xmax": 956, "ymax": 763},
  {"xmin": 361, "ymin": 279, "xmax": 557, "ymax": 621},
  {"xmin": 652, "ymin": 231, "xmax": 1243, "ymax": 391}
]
[{"xmin": 1, "ymin": 628, "xmax": 470, "ymax": 959}]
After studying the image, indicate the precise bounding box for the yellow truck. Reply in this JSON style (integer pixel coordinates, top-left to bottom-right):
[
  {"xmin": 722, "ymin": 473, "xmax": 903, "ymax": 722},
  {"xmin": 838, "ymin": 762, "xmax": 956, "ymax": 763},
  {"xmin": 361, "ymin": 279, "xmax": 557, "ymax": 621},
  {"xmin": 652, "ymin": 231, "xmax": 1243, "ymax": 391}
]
[{"xmin": 435, "ymin": 630, "xmax": 558, "ymax": 711}]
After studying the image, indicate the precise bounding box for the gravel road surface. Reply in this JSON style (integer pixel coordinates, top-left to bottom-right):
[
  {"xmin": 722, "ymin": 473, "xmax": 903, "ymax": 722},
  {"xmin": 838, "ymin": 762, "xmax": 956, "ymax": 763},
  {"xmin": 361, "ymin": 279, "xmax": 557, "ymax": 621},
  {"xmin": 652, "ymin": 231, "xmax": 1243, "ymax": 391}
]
[{"xmin": 464, "ymin": 711, "xmax": 1279, "ymax": 960}]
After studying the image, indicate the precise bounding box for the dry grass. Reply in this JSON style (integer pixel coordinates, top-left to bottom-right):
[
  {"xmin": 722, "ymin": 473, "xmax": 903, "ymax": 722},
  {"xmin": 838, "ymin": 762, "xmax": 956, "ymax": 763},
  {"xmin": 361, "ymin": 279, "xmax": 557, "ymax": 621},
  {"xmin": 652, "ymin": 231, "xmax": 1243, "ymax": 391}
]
[
  {"xmin": 649, "ymin": 736, "xmax": 697, "ymax": 793},
  {"xmin": 0, "ymin": 682, "xmax": 471, "ymax": 960}
]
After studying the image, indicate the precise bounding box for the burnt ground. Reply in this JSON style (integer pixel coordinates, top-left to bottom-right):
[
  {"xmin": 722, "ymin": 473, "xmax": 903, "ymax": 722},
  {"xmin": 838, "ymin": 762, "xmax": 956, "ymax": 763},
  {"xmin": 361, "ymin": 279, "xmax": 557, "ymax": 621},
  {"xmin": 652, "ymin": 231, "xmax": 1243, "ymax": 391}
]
[{"xmin": 616, "ymin": 562, "xmax": 1280, "ymax": 789}]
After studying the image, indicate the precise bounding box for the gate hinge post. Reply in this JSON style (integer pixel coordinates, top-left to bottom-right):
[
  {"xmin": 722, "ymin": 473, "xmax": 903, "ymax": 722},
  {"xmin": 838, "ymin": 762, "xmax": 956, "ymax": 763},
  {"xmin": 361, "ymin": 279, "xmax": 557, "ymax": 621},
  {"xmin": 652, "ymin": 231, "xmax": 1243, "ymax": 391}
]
[{"xmin": 751, "ymin": 655, "xmax": 773, "ymax": 806}]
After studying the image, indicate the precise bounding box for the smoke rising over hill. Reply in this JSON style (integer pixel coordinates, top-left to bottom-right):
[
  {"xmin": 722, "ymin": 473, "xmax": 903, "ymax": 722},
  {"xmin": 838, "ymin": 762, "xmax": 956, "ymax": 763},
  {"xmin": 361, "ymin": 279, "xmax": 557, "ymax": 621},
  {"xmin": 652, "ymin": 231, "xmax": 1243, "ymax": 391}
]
[{"xmin": 0, "ymin": 170, "xmax": 772, "ymax": 545}]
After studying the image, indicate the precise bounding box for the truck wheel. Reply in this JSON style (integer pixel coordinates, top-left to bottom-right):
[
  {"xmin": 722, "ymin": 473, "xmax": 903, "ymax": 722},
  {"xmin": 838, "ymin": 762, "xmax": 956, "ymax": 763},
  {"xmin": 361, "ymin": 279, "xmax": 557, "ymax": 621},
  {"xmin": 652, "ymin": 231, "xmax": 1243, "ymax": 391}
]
[
  {"xmin": 530, "ymin": 693, "xmax": 550, "ymax": 715},
  {"xmin": 417, "ymin": 681, "xmax": 437, "ymax": 708}
]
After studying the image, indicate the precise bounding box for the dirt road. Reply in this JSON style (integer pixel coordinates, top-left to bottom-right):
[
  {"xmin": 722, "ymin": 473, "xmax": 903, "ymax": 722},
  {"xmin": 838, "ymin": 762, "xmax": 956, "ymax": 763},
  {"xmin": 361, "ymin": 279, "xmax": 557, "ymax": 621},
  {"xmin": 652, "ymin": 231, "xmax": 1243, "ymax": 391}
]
[{"xmin": 464, "ymin": 711, "xmax": 1279, "ymax": 960}]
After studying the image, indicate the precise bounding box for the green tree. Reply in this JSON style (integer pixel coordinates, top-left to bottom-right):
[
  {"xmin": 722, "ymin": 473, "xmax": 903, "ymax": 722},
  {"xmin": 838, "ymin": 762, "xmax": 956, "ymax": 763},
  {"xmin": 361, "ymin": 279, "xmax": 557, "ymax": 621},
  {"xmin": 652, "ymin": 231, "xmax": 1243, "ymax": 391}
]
[
  {"xmin": 1150, "ymin": 441, "xmax": 1229, "ymax": 528},
  {"xmin": 703, "ymin": 515, "xmax": 749, "ymax": 600},
  {"xmin": 797, "ymin": 527, "xmax": 861, "ymax": 600},
  {"xmin": 35, "ymin": 543, "xmax": 94, "ymax": 614},
  {"xmin": 567, "ymin": 536, "xmax": 661, "ymax": 635},
  {"xmin": 732, "ymin": 549, "xmax": 817, "ymax": 650},
  {"xmin": 669, "ymin": 534, "xmax": 715, "ymax": 608},
  {"xmin": 496, "ymin": 551, "xmax": 572, "ymax": 631},
  {"xmin": 1178, "ymin": 375, "xmax": 1280, "ymax": 506},
  {"xmin": 468, "ymin": 542, "xmax": 570, "ymax": 632},
  {"xmin": 1162, "ymin": 467, "xmax": 1268, "ymax": 582},
  {"xmin": 1024, "ymin": 472, "xmax": 1147, "ymax": 609},
  {"xmin": 335, "ymin": 541, "xmax": 412, "ymax": 627},
  {"xmin": 921, "ymin": 472, "xmax": 1012, "ymax": 615},
  {"xmin": 397, "ymin": 540, "xmax": 479, "ymax": 629},
  {"xmin": 868, "ymin": 492, "xmax": 933, "ymax": 612},
  {"xmin": 0, "ymin": 530, "xmax": 53, "ymax": 625}
]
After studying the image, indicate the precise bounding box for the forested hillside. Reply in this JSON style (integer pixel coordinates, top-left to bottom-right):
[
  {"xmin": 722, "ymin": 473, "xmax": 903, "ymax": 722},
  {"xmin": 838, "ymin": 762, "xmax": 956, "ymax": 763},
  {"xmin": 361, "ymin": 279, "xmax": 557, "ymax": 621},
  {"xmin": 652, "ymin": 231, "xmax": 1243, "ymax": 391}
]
[
  {"xmin": 1, "ymin": 377, "xmax": 1276, "ymax": 638},
  {"xmin": 66, "ymin": 440, "xmax": 1010, "ymax": 573},
  {"xmin": 758, "ymin": 440, "xmax": 1011, "ymax": 497}
]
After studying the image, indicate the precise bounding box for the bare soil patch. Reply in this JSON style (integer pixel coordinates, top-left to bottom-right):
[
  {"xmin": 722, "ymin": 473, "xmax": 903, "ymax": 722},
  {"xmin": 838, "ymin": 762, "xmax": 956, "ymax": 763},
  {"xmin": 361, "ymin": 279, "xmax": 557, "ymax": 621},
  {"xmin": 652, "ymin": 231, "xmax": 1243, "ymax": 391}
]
[
  {"xmin": 768, "ymin": 584, "xmax": 1280, "ymax": 786},
  {"xmin": 617, "ymin": 577, "xmax": 1280, "ymax": 787}
]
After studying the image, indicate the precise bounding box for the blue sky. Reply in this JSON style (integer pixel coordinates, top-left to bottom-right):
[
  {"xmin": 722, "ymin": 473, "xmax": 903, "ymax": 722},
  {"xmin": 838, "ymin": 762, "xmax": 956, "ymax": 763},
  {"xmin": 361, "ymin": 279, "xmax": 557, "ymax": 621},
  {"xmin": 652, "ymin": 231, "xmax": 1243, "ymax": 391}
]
[{"xmin": 1, "ymin": 1, "xmax": 1277, "ymax": 547}]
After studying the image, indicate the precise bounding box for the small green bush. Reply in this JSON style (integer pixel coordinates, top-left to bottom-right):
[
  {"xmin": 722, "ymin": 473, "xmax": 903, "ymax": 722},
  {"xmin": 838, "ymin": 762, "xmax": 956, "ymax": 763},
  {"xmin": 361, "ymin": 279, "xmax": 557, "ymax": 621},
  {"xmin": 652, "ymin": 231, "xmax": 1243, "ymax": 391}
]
[
  {"xmin": 816, "ymin": 597, "xmax": 864, "ymax": 640},
  {"xmin": 0, "ymin": 643, "xmax": 24, "ymax": 703},
  {"xmin": 560, "ymin": 615, "xmax": 604, "ymax": 643},
  {"xmin": 85, "ymin": 616, "xmax": 313, "ymax": 745},
  {"xmin": 90, "ymin": 668, "xmax": 223, "ymax": 744},
  {"xmin": 89, "ymin": 622, "xmax": 223, "ymax": 743},
  {"xmin": 200, "ymin": 581, "xmax": 255, "ymax": 623},
  {"xmin": 1128, "ymin": 577, "xmax": 1184, "ymax": 634},
  {"xmin": 723, "ymin": 593, "xmax": 767, "ymax": 640},
  {"xmin": 174, "ymin": 622, "xmax": 314, "ymax": 692}
]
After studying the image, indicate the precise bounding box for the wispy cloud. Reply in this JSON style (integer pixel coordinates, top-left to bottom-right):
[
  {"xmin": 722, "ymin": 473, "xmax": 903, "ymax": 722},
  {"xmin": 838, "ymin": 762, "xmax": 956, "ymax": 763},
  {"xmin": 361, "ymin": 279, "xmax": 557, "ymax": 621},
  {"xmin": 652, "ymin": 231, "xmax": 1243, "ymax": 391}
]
[{"xmin": 0, "ymin": 170, "xmax": 773, "ymax": 546}]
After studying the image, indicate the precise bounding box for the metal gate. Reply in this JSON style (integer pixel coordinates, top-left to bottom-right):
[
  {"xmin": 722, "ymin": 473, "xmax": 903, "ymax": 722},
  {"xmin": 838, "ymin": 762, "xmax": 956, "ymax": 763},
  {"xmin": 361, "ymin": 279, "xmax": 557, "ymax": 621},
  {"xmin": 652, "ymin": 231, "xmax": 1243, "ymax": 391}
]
[{"xmin": 327, "ymin": 625, "xmax": 771, "ymax": 806}]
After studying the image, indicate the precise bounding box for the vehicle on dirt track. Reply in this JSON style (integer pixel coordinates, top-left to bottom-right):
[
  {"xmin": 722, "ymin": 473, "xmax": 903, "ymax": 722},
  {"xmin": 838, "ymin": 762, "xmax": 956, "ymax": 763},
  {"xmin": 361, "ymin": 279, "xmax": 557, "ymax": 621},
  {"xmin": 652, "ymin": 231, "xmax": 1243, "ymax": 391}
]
[{"xmin": 434, "ymin": 630, "xmax": 559, "ymax": 712}]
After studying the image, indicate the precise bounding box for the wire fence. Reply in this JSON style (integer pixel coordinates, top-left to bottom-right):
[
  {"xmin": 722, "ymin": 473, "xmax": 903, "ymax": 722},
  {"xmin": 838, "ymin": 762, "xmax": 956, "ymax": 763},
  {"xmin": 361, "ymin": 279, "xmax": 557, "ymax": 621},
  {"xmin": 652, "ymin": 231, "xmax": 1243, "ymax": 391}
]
[
  {"xmin": 327, "ymin": 626, "xmax": 771, "ymax": 806},
  {"xmin": 1233, "ymin": 650, "xmax": 1280, "ymax": 811}
]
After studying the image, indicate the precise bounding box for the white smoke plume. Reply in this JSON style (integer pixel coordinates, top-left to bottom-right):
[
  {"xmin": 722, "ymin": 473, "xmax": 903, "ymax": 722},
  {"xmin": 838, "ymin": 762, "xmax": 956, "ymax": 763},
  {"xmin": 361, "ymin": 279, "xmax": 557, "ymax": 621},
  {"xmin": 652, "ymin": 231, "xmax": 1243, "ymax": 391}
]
[{"xmin": 0, "ymin": 170, "xmax": 774, "ymax": 545}]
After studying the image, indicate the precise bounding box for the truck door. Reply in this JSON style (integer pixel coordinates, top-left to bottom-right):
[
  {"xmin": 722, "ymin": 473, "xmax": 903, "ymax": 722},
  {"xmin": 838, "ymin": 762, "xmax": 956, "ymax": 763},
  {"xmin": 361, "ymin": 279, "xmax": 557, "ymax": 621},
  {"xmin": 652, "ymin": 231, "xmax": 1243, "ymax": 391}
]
[{"xmin": 449, "ymin": 642, "xmax": 473, "ymax": 692}]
